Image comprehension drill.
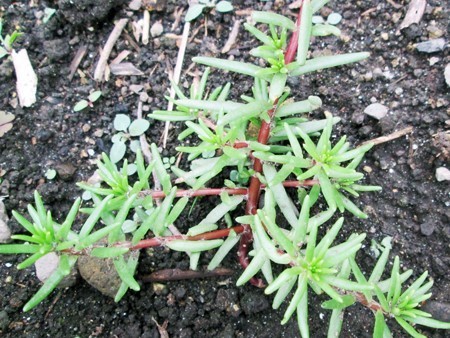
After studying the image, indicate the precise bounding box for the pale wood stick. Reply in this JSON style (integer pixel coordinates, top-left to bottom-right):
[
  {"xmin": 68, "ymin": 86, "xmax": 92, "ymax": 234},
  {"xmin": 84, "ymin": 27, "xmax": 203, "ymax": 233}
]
[
  {"xmin": 142, "ymin": 10, "xmax": 150, "ymax": 45},
  {"xmin": 68, "ymin": 45, "xmax": 87, "ymax": 81},
  {"xmin": 361, "ymin": 126, "xmax": 414, "ymax": 146},
  {"xmin": 162, "ymin": 21, "xmax": 191, "ymax": 148},
  {"xmin": 94, "ymin": 18, "xmax": 128, "ymax": 82},
  {"xmin": 222, "ymin": 19, "xmax": 241, "ymax": 54}
]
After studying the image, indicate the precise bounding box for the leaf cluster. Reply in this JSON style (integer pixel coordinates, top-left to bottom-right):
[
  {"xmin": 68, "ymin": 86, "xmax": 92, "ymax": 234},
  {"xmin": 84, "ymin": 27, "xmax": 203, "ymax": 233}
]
[
  {"xmin": 185, "ymin": 0, "xmax": 234, "ymax": 22},
  {"xmin": 0, "ymin": 19, "xmax": 23, "ymax": 59}
]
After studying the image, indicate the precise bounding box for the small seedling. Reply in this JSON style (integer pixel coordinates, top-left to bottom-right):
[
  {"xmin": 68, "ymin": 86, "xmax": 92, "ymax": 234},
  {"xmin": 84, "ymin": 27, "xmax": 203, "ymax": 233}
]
[
  {"xmin": 110, "ymin": 114, "xmax": 150, "ymax": 163},
  {"xmin": 185, "ymin": 0, "xmax": 234, "ymax": 22},
  {"xmin": 44, "ymin": 169, "xmax": 57, "ymax": 180},
  {"xmin": 0, "ymin": 19, "xmax": 23, "ymax": 59},
  {"xmin": 162, "ymin": 156, "xmax": 176, "ymax": 169},
  {"xmin": 73, "ymin": 91, "xmax": 102, "ymax": 112},
  {"xmin": 1, "ymin": 1, "xmax": 449, "ymax": 337}
]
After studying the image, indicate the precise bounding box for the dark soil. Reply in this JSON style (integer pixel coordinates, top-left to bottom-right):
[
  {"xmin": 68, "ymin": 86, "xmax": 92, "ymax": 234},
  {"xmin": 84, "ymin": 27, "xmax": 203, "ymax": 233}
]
[{"xmin": 0, "ymin": 0, "xmax": 449, "ymax": 337}]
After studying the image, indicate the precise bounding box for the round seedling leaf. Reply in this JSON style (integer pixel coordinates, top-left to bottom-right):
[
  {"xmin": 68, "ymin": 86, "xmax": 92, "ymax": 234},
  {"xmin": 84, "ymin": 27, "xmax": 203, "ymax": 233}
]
[
  {"xmin": 327, "ymin": 12, "xmax": 342, "ymax": 25},
  {"xmin": 111, "ymin": 132, "xmax": 126, "ymax": 143},
  {"xmin": 114, "ymin": 114, "xmax": 131, "ymax": 131},
  {"xmin": 45, "ymin": 169, "xmax": 57, "ymax": 180},
  {"xmin": 216, "ymin": 1, "xmax": 234, "ymax": 12},
  {"xmin": 74, "ymin": 100, "xmax": 89, "ymax": 112},
  {"xmin": 129, "ymin": 140, "xmax": 140, "ymax": 153},
  {"xmin": 81, "ymin": 191, "xmax": 92, "ymax": 201},
  {"xmin": 126, "ymin": 163, "xmax": 137, "ymax": 176},
  {"xmin": 88, "ymin": 91, "xmax": 102, "ymax": 102},
  {"xmin": 185, "ymin": 4, "xmax": 205, "ymax": 22},
  {"xmin": 122, "ymin": 220, "xmax": 137, "ymax": 233},
  {"xmin": 129, "ymin": 119, "xmax": 150, "ymax": 136},
  {"xmin": 312, "ymin": 15, "xmax": 325, "ymax": 24},
  {"xmin": 110, "ymin": 141, "xmax": 127, "ymax": 163}
]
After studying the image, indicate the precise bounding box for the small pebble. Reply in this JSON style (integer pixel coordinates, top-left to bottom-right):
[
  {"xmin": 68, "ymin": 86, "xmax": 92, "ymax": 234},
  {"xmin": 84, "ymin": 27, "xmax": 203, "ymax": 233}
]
[
  {"xmin": 151, "ymin": 21, "xmax": 163, "ymax": 37},
  {"xmin": 363, "ymin": 166, "xmax": 372, "ymax": 173},
  {"xmin": 445, "ymin": 64, "xmax": 450, "ymax": 87},
  {"xmin": 82, "ymin": 124, "xmax": 91, "ymax": 132},
  {"xmin": 416, "ymin": 38, "xmax": 446, "ymax": 53},
  {"xmin": 381, "ymin": 32, "xmax": 389, "ymax": 41},
  {"xmin": 421, "ymin": 301, "xmax": 450, "ymax": 322},
  {"xmin": 436, "ymin": 167, "xmax": 450, "ymax": 181},
  {"xmin": 395, "ymin": 87, "xmax": 403, "ymax": 95},
  {"xmin": 364, "ymin": 103, "xmax": 388, "ymax": 120},
  {"xmin": 420, "ymin": 221, "xmax": 435, "ymax": 236},
  {"xmin": 429, "ymin": 57, "xmax": 440, "ymax": 65}
]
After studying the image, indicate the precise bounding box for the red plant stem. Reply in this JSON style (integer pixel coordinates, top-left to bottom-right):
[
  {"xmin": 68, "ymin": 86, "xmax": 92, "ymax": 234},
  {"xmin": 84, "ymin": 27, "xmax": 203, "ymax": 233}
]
[
  {"xmin": 238, "ymin": 4, "xmax": 305, "ymax": 286},
  {"xmin": 284, "ymin": 1, "xmax": 303, "ymax": 64},
  {"xmin": 128, "ymin": 225, "xmax": 246, "ymax": 250},
  {"xmin": 142, "ymin": 187, "xmax": 249, "ymax": 199},
  {"xmin": 140, "ymin": 180, "xmax": 317, "ymax": 199}
]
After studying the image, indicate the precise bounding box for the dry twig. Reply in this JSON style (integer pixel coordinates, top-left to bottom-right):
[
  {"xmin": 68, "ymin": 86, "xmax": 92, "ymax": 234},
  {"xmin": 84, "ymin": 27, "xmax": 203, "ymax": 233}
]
[
  {"xmin": 361, "ymin": 126, "xmax": 414, "ymax": 146},
  {"xmin": 68, "ymin": 45, "xmax": 87, "ymax": 81},
  {"xmin": 162, "ymin": 21, "xmax": 191, "ymax": 148},
  {"xmin": 94, "ymin": 18, "xmax": 128, "ymax": 82},
  {"xmin": 221, "ymin": 19, "xmax": 241, "ymax": 54},
  {"xmin": 398, "ymin": 0, "xmax": 426, "ymax": 32}
]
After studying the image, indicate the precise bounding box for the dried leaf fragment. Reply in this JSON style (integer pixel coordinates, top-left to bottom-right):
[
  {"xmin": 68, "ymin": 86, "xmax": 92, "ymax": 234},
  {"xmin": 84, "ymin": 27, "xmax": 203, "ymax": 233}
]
[
  {"xmin": 0, "ymin": 111, "xmax": 15, "ymax": 137},
  {"xmin": 11, "ymin": 49, "xmax": 38, "ymax": 107},
  {"xmin": 109, "ymin": 62, "xmax": 144, "ymax": 76}
]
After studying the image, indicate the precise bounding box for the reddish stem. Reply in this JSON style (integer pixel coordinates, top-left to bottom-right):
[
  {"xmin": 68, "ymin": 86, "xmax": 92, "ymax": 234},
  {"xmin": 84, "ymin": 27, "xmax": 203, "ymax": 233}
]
[
  {"xmin": 140, "ymin": 180, "xmax": 317, "ymax": 200},
  {"xmin": 237, "ymin": 4, "xmax": 305, "ymax": 286}
]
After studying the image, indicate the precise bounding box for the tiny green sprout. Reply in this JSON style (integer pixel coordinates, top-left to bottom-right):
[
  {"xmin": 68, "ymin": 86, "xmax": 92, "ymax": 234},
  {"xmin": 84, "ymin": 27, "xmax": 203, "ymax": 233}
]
[
  {"xmin": 110, "ymin": 114, "xmax": 150, "ymax": 163},
  {"xmin": 73, "ymin": 90, "xmax": 102, "ymax": 112},
  {"xmin": 1, "ymin": 3, "xmax": 449, "ymax": 337},
  {"xmin": 0, "ymin": 19, "xmax": 23, "ymax": 59},
  {"xmin": 45, "ymin": 169, "xmax": 57, "ymax": 180},
  {"xmin": 162, "ymin": 156, "xmax": 176, "ymax": 169},
  {"xmin": 185, "ymin": 0, "xmax": 234, "ymax": 22}
]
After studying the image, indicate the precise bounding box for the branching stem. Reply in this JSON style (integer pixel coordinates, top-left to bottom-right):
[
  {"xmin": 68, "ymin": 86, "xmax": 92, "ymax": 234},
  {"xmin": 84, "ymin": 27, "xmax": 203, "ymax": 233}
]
[{"xmin": 238, "ymin": 4, "xmax": 305, "ymax": 286}]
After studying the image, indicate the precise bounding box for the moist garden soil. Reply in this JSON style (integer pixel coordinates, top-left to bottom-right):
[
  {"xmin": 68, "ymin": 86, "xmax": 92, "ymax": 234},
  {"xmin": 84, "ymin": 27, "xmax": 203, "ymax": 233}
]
[{"xmin": 0, "ymin": 0, "xmax": 449, "ymax": 337}]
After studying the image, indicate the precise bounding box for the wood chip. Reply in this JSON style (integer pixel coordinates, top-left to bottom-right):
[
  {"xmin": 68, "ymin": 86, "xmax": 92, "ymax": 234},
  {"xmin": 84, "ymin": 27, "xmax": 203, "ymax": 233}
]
[
  {"xmin": 142, "ymin": 10, "xmax": 150, "ymax": 45},
  {"xmin": 361, "ymin": 126, "xmax": 413, "ymax": 146},
  {"xmin": 398, "ymin": 0, "xmax": 426, "ymax": 32},
  {"xmin": 68, "ymin": 45, "xmax": 87, "ymax": 81},
  {"xmin": 109, "ymin": 62, "xmax": 144, "ymax": 76},
  {"xmin": 163, "ymin": 21, "xmax": 190, "ymax": 148},
  {"xmin": 221, "ymin": 19, "xmax": 241, "ymax": 54},
  {"xmin": 12, "ymin": 49, "xmax": 37, "ymax": 107},
  {"xmin": 94, "ymin": 18, "xmax": 128, "ymax": 82},
  {"xmin": 110, "ymin": 50, "xmax": 131, "ymax": 65}
]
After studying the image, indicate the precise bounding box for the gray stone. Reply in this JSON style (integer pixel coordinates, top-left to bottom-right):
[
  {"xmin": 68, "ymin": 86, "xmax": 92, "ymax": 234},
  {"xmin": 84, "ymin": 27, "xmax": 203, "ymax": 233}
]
[
  {"xmin": 0, "ymin": 310, "xmax": 9, "ymax": 332},
  {"xmin": 35, "ymin": 252, "xmax": 78, "ymax": 288},
  {"xmin": 421, "ymin": 301, "xmax": 450, "ymax": 322},
  {"xmin": 240, "ymin": 291, "xmax": 269, "ymax": 315},
  {"xmin": 78, "ymin": 250, "xmax": 140, "ymax": 298},
  {"xmin": 416, "ymin": 38, "xmax": 446, "ymax": 53},
  {"xmin": 0, "ymin": 200, "xmax": 11, "ymax": 243},
  {"xmin": 43, "ymin": 39, "xmax": 70, "ymax": 61},
  {"xmin": 364, "ymin": 103, "xmax": 388, "ymax": 120},
  {"xmin": 420, "ymin": 221, "xmax": 435, "ymax": 236},
  {"xmin": 129, "ymin": 0, "xmax": 141, "ymax": 10},
  {"xmin": 55, "ymin": 163, "xmax": 77, "ymax": 181},
  {"xmin": 436, "ymin": 167, "xmax": 450, "ymax": 181},
  {"xmin": 151, "ymin": 21, "xmax": 163, "ymax": 37}
]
